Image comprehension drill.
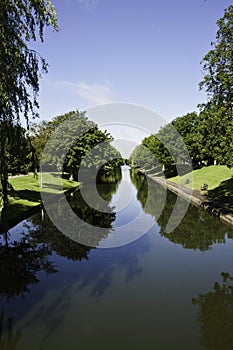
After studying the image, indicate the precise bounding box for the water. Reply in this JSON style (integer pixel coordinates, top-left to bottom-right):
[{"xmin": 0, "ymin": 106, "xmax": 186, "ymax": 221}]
[{"xmin": 0, "ymin": 166, "xmax": 233, "ymax": 350}]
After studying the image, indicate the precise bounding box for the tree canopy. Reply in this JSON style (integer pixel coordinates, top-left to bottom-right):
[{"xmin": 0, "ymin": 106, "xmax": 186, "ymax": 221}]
[
  {"xmin": 31, "ymin": 110, "xmax": 122, "ymax": 180},
  {"xmin": 130, "ymin": 5, "xmax": 233, "ymax": 172},
  {"xmin": 198, "ymin": 4, "xmax": 233, "ymax": 168},
  {"xmin": 0, "ymin": 0, "xmax": 58, "ymax": 209},
  {"xmin": 0, "ymin": 0, "xmax": 58, "ymax": 123},
  {"xmin": 0, "ymin": 122, "xmax": 33, "ymax": 175},
  {"xmin": 199, "ymin": 5, "xmax": 233, "ymax": 109},
  {"xmin": 130, "ymin": 112, "xmax": 199, "ymax": 174}
]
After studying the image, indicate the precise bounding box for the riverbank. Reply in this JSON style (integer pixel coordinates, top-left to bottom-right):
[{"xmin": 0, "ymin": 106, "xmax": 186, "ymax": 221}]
[
  {"xmin": 140, "ymin": 169, "xmax": 233, "ymax": 227},
  {"xmin": 0, "ymin": 174, "xmax": 80, "ymax": 232}
]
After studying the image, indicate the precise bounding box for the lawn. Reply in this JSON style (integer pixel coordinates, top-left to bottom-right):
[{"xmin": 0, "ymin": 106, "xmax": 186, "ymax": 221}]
[
  {"xmin": 0, "ymin": 173, "xmax": 80, "ymax": 230},
  {"xmin": 169, "ymin": 165, "xmax": 233, "ymax": 203}
]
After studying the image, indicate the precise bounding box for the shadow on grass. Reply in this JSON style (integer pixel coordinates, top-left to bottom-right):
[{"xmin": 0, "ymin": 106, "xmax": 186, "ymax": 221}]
[
  {"xmin": 11, "ymin": 183, "xmax": 71, "ymax": 203},
  {"xmin": 12, "ymin": 189, "xmax": 41, "ymax": 203},
  {"xmin": 0, "ymin": 202, "xmax": 40, "ymax": 233},
  {"xmin": 164, "ymin": 164, "xmax": 193, "ymax": 178},
  {"xmin": 203, "ymin": 176, "xmax": 233, "ymax": 215},
  {"xmin": 208, "ymin": 176, "xmax": 233, "ymax": 205}
]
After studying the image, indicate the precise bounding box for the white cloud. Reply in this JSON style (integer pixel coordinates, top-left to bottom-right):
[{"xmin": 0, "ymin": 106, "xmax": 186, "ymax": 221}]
[
  {"xmin": 77, "ymin": 0, "xmax": 98, "ymax": 9},
  {"xmin": 63, "ymin": 81, "xmax": 116, "ymax": 105}
]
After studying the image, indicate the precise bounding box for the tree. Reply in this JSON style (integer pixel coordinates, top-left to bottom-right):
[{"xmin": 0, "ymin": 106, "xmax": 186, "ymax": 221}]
[
  {"xmin": 131, "ymin": 116, "xmax": 193, "ymax": 176},
  {"xmin": 199, "ymin": 5, "xmax": 233, "ymax": 109},
  {"xmin": 0, "ymin": 122, "xmax": 33, "ymax": 176},
  {"xmin": 130, "ymin": 143, "xmax": 158, "ymax": 170},
  {"xmin": 199, "ymin": 5, "xmax": 233, "ymax": 167},
  {"xmin": 33, "ymin": 110, "xmax": 122, "ymax": 181},
  {"xmin": 198, "ymin": 103, "xmax": 233, "ymax": 167},
  {"xmin": 172, "ymin": 112, "xmax": 202, "ymax": 167},
  {"xmin": 0, "ymin": 0, "xmax": 58, "ymax": 208}
]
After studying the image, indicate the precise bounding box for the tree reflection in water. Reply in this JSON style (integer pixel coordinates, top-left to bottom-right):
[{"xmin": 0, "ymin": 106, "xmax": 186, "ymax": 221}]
[
  {"xmin": 0, "ymin": 166, "xmax": 122, "ymax": 299},
  {"xmin": 28, "ymin": 165, "xmax": 122, "ymax": 252},
  {"xmin": 0, "ymin": 311, "xmax": 21, "ymax": 350},
  {"xmin": 0, "ymin": 232, "xmax": 57, "ymax": 299},
  {"xmin": 192, "ymin": 272, "xmax": 233, "ymax": 350},
  {"xmin": 0, "ymin": 167, "xmax": 123, "ymax": 347},
  {"xmin": 28, "ymin": 210, "xmax": 149, "ymax": 299},
  {"xmin": 1, "ymin": 167, "xmax": 233, "ymax": 349},
  {"xmin": 131, "ymin": 169, "xmax": 233, "ymax": 251}
]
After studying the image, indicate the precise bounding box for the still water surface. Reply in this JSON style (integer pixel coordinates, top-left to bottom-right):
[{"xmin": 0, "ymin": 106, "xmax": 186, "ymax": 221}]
[{"xmin": 1, "ymin": 166, "xmax": 233, "ymax": 350}]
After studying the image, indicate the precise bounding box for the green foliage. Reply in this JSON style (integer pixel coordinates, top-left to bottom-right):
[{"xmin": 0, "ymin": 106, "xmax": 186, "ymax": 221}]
[
  {"xmin": 0, "ymin": 0, "xmax": 58, "ymax": 209},
  {"xmin": 132, "ymin": 6, "xmax": 233, "ymax": 172},
  {"xmin": 131, "ymin": 113, "xmax": 195, "ymax": 173},
  {"xmin": 172, "ymin": 112, "xmax": 202, "ymax": 165},
  {"xmin": 143, "ymin": 132, "xmax": 172, "ymax": 168},
  {"xmin": 32, "ymin": 110, "xmax": 122, "ymax": 180},
  {"xmin": 0, "ymin": 0, "xmax": 58, "ymax": 123},
  {"xmin": 198, "ymin": 103, "xmax": 233, "ymax": 167},
  {"xmin": 0, "ymin": 121, "xmax": 35, "ymax": 210},
  {"xmin": 129, "ymin": 143, "xmax": 158, "ymax": 170},
  {"xmin": 0, "ymin": 122, "xmax": 33, "ymax": 176},
  {"xmin": 199, "ymin": 5, "xmax": 233, "ymax": 108},
  {"xmin": 132, "ymin": 106, "xmax": 232, "ymax": 173},
  {"xmin": 198, "ymin": 5, "xmax": 233, "ymax": 168}
]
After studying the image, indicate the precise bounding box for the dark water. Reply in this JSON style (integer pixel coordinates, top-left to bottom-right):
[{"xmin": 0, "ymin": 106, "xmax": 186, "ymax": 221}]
[{"xmin": 1, "ymin": 166, "xmax": 233, "ymax": 350}]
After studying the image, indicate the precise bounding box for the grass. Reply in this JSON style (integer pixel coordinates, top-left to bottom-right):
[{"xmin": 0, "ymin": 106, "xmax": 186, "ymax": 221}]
[
  {"xmin": 169, "ymin": 165, "xmax": 233, "ymax": 204},
  {"xmin": 0, "ymin": 173, "xmax": 80, "ymax": 229},
  {"xmin": 170, "ymin": 165, "xmax": 233, "ymax": 190}
]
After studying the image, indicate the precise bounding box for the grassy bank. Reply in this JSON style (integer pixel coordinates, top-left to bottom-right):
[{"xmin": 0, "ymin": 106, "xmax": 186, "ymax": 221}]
[
  {"xmin": 170, "ymin": 165, "xmax": 233, "ymax": 203},
  {"xmin": 0, "ymin": 173, "xmax": 80, "ymax": 229}
]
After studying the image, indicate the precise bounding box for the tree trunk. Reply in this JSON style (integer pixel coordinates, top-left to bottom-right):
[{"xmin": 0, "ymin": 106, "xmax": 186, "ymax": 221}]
[
  {"xmin": 207, "ymin": 157, "xmax": 214, "ymax": 166},
  {"xmin": 0, "ymin": 172, "xmax": 8, "ymax": 207},
  {"xmin": 0, "ymin": 125, "xmax": 9, "ymax": 208}
]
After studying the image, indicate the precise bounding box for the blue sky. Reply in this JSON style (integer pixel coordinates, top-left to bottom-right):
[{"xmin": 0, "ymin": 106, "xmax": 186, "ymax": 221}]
[{"xmin": 34, "ymin": 0, "xmax": 233, "ymax": 123}]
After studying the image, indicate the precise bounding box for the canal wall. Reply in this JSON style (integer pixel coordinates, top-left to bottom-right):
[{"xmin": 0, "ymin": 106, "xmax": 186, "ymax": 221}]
[{"xmin": 140, "ymin": 170, "xmax": 233, "ymax": 228}]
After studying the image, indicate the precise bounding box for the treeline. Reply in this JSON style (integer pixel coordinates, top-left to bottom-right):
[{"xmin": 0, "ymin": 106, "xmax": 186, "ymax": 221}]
[
  {"xmin": 131, "ymin": 5, "xmax": 233, "ymax": 174},
  {"xmin": 30, "ymin": 110, "xmax": 122, "ymax": 180},
  {"xmin": 131, "ymin": 107, "xmax": 232, "ymax": 173},
  {"xmin": 0, "ymin": 110, "xmax": 122, "ymax": 203}
]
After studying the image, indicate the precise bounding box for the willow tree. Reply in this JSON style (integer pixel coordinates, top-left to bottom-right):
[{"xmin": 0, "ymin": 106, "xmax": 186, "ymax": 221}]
[{"xmin": 0, "ymin": 0, "xmax": 58, "ymax": 208}]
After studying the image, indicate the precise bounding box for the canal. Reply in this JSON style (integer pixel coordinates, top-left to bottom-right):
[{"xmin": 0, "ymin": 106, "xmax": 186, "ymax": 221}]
[{"xmin": 0, "ymin": 166, "xmax": 233, "ymax": 350}]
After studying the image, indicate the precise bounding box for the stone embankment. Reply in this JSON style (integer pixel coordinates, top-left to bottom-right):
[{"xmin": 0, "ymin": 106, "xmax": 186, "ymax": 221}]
[{"xmin": 140, "ymin": 170, "xmax": 233, "ymax": 227}]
